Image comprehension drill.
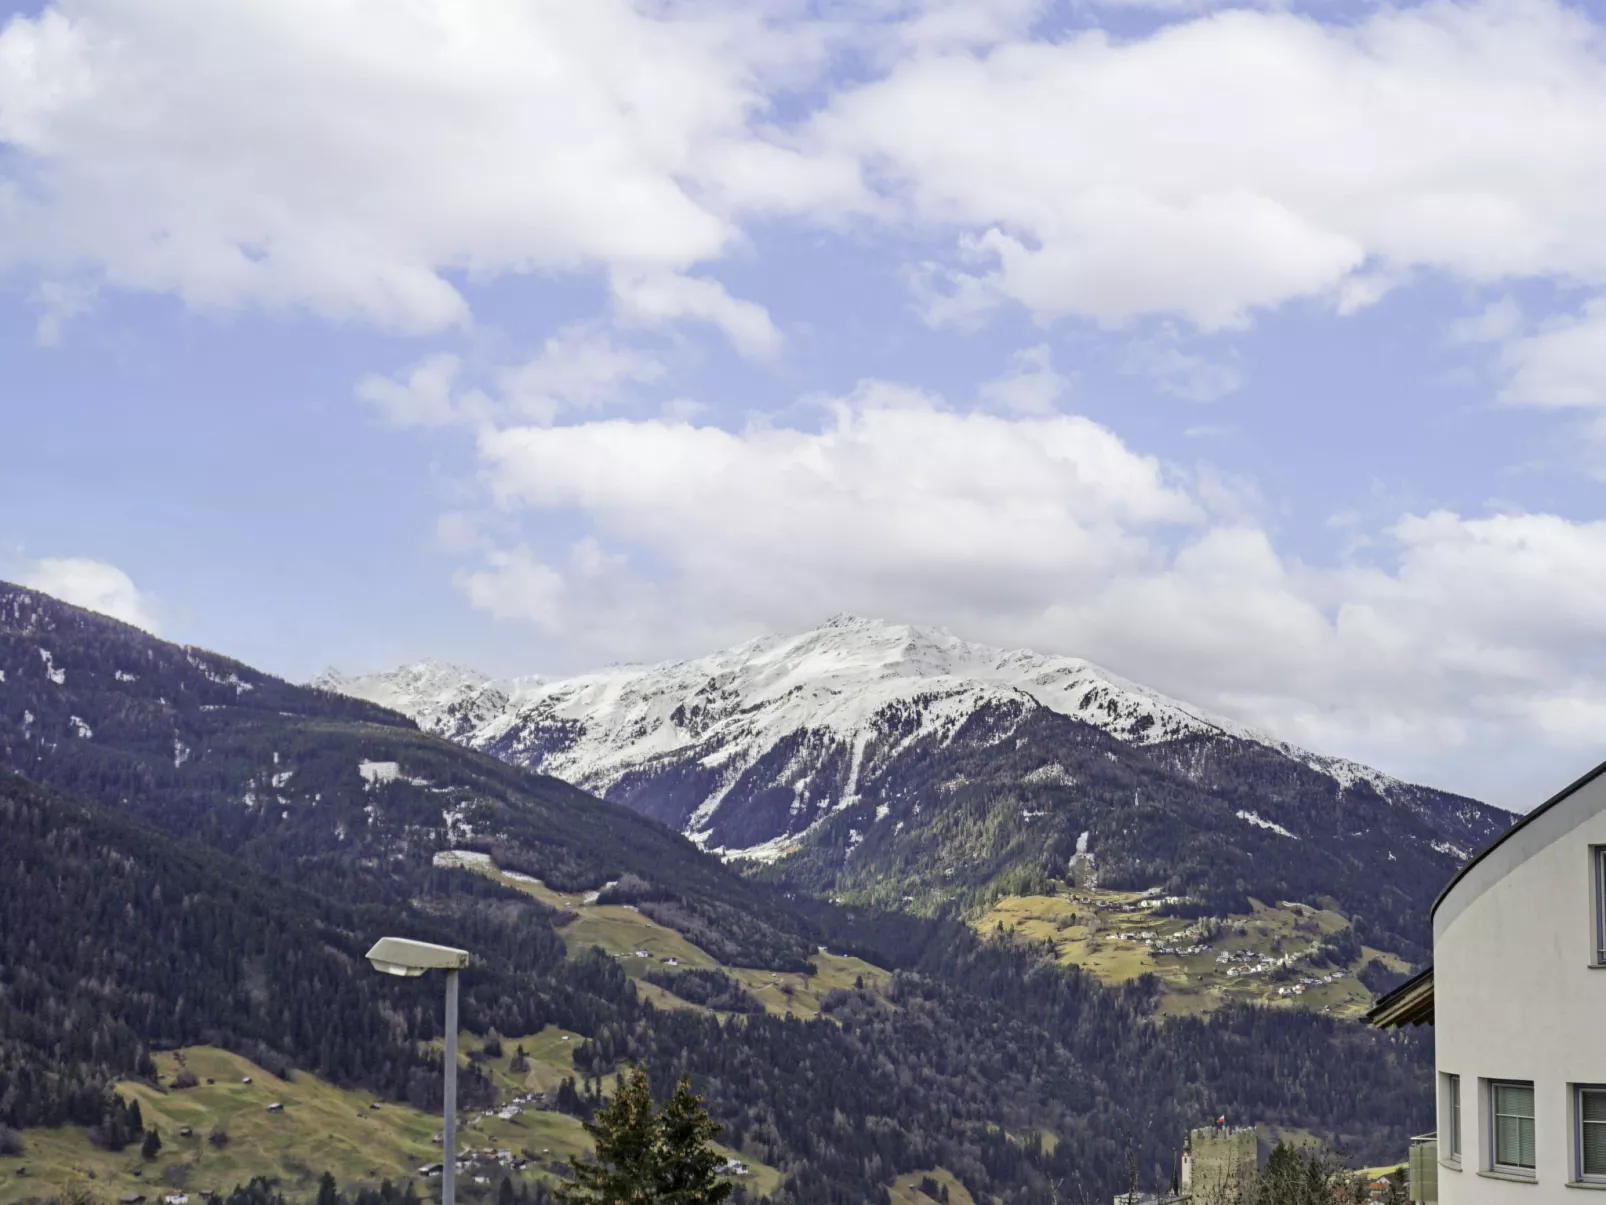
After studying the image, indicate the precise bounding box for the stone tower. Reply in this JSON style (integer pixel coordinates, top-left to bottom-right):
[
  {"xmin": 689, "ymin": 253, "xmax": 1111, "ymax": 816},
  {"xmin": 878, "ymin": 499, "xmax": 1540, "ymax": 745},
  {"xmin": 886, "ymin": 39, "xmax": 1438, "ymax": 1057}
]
[{"xmin": 1180, "ymin": 1126, "xmax": 1257, "ymax": 1202}]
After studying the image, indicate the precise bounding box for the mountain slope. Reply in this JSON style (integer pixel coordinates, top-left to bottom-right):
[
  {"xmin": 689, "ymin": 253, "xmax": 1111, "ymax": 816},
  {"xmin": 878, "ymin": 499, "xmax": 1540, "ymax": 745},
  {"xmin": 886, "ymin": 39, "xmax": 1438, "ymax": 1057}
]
[
  {"xmin": 0, "ymin": 586, "xmax": 1446, "ymax": 1199},
  {"xmin": 323, "ymin": 616, "xmax": 1510, "ymax": 959},
  {"xmin": 0, "ymin": 580, "xmax": 814, "ymax": 970}
]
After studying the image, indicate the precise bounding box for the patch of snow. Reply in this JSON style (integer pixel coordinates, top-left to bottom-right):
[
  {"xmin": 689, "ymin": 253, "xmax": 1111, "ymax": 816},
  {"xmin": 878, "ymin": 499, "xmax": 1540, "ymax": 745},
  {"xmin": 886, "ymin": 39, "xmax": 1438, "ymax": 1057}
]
[
  {"xmin": 442, "ymin": 805, "xmax": 474, "ymax": 842},
  {"xmin": 359, "ymin": 760, "xmax": 400, "ymax": 785},
  {"xmin": 717, "ymin": 833, "xmax": 805, "ymax": 864},
  {"xmin": 186, "ymin": 651, "xmax": 254, "ymax": 693},
  {"xmin": 174, "ymin": 739, "xmax": 191, "ymax": 768},
  {"xmin": 1432, "ymin": 839, "xmax": 1470, "ymax": 860},
  {"xmin": 1024, "ymin": 763, "xmax": 1076, "ymax": 787},
  {"xmin": 115, "ymin": 669, "xmax": 136, "ymax": 682},
  {"xmin": 69, "ymin": 715, "xmax": 92, "ymax": 739},
  {"xmin": 434, "ymin": 849, "xmax": 494, "ymax": 870},
  {"xmin": 39, "ymin": 649, "xmax": 65, "ymax": 685},
  {"xmin": 1236, "ymin": 810, "xmax": 1297, "ymax": 839},
  {"xmin": 271, "ymin": 769, "xmax": 294, "ymax": 788},
  {"xmin": 874, "ymin": 803, "xmax": 890, "ymax": 823}
]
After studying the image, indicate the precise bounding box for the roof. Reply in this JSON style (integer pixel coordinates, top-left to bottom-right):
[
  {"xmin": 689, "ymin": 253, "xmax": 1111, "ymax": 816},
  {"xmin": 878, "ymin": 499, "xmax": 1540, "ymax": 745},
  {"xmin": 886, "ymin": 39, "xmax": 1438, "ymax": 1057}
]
[
  {"xmin": 1432, "ymin": 755, "xmax": 1606, "ymax": 921},
  {"xmin": 1365, "ymin": 966, "xmax": 1434, "ymax": 1029}
]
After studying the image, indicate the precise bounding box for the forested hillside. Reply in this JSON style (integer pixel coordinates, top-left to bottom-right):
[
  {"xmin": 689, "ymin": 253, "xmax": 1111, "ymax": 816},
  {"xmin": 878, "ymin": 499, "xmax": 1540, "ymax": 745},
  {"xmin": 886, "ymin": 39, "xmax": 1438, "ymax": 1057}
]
[
  {"xmin": 0, "ymin": 585, "xmax": 1441, "ymax": 1203},
  {"xmin": 0, "ymin": 583, "xmax": 813, "ymax": 970}
]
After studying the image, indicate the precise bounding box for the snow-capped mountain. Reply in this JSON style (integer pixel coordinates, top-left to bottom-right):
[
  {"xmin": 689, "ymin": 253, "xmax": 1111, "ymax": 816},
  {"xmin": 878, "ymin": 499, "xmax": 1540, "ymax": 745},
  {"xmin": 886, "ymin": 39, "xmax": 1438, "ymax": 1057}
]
[{"xmin": 316, "ymin": 615, "xmax": 1504, "ymax": 865}]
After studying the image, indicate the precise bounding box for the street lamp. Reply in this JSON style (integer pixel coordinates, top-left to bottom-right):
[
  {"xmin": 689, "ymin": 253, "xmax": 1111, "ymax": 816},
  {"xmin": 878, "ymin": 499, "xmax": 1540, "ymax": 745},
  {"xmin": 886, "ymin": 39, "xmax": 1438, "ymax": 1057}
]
[{"xmin": 366, "ymin": 938, "xmax": 471, "ymax": 1205}]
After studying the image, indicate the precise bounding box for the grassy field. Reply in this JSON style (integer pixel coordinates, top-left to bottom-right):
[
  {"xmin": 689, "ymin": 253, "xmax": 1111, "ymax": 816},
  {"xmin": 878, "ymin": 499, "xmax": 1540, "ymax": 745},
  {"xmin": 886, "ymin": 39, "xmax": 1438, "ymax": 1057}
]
[
  {"xmin": 887, "ymin": 1167, "xmax": 976, "ymax": 1205},
  {"xmin": 975, "ymin": 886, "xmax": 1401, "ymax": 1019},
  {"xmin": 483, "ymin": 866, "xmax": 891, "ymax": 1021},
  {"xmin": 0, "ymin": 1035, "xmax": 782, "ymax": 1205},
  {"xmin": 0, "ymin": 1046, "xmax": 448, "ymax": 1205}
]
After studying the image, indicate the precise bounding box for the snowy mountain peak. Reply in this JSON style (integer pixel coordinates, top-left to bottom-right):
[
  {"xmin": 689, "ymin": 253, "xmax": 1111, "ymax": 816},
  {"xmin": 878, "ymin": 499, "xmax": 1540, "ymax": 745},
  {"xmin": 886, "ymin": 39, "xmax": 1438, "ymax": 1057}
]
[
  {"xmin": 318, "ymin": 616, "xmax": 1438, "ymax": 860},
  {"xmin": 315, "ymin": 659, "xmax": 510, "ymax": 735}
]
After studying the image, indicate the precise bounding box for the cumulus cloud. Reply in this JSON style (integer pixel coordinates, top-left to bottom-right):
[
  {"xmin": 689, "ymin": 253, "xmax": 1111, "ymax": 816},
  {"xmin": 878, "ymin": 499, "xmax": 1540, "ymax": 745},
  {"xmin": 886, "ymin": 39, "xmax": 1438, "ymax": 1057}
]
[
  {"xmin": 8, "ymin": 0, "xmax": 1606, "ymax": 349},
  {"xmin": 476, "ymin": 381, "xmax": 1199, "ymax": 630},
  {"xmin": 803, "ymin": 0, "xmax": 1606, "ymax": 328},
  {"xmin": 610, "ymin": 271, "xmax": 783, "ymax": 359},
  {"xmin": 0, "ymin": 0, "xmax": 790, "ymax": 337},
  {"xmin": 1498, "ymin": 298, "xmax": 1606, "ymax": 410},
  {"xmin": 17, "ymin": 557, "xmax": 161, "ymax": 633},
  {"xmin": 356, "ymin": 354, "xmax": 467, "ymax": 428},
  {"xmin": 977, "ymin": 344, "xmax": 1070, "ymax": 415},
  {"xmin": 357, "ymin": 328, "xmax": 664, "ymax": 429},
  {"xmin": 444, "ymin": 377, "xmax": 1606, "ymax": 806}
]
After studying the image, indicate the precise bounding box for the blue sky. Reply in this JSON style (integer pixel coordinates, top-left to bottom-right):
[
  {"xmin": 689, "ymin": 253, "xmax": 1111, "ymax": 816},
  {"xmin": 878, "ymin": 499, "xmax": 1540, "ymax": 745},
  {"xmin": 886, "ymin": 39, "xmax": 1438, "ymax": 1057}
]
[{"xmin": 5, "ymin": 0, "xmax": 1606, "ymax": 808}]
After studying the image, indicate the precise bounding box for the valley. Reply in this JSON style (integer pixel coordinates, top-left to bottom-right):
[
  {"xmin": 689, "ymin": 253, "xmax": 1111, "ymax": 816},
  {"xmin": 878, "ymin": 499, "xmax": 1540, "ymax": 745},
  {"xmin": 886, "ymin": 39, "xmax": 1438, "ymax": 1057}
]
[{"xmin": 0, "ymin": 585, "xmax": 1454, "ymax": 1203}]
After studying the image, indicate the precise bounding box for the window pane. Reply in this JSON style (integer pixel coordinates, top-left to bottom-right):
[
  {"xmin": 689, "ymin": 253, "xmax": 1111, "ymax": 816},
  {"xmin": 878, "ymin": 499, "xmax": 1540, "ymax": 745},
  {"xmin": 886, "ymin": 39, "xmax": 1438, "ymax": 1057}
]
[
  {"xmin": 1582, "ymin": 1090, "xmax": 1606, "ymax": 1177},
  {"xmin": 1494, "ymin": 1083, "xmax": 1536, "ymax": 1170},
  {"xmin": 1450, "ymin": 1076, "xmax": 1461, "ymax": 1157},
  {"xmin": 1599, "ymin": 848, "xmax": 1606, "ymax": 961}
]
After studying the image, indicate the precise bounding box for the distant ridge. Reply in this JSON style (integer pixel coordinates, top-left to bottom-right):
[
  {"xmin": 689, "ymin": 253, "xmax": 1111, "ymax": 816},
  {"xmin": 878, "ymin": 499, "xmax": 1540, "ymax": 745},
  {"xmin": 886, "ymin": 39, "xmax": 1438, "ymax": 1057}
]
[{"xmin": 318, "ymin": 614, "xmax": 1487, "ymax": 855}]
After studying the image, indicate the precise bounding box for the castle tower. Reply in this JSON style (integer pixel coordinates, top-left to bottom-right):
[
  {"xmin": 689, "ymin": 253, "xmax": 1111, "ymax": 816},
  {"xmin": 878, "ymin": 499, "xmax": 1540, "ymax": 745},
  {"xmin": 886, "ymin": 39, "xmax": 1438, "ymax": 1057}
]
[{"xmin": 1180, "ymin": 1125, "xmax": 1256, "ymax": 1202}]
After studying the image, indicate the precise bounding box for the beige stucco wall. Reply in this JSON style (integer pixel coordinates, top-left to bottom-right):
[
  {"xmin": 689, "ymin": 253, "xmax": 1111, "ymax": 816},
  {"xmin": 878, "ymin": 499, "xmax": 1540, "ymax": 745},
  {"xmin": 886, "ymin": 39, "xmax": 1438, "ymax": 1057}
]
[{"xmin": 1433, "ymin": 768, "xmax": 1606, "ymax": 1202}]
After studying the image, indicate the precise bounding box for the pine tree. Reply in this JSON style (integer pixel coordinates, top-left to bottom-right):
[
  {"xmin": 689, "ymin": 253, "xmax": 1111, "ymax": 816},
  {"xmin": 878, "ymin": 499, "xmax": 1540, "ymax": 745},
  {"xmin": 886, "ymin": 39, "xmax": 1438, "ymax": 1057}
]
[
  {"xmin": 654, "ymin": 1077, "xmax": 732, "ymax": 1205},
  {"xmin": 141, "ymin": 1126, "xmax": 162, "ymax": 1161},
  {"xmin": 317, "ymin": 1171, "xmax": 341, "ymax": 1205},
  {"xmin": 557, "ymin": 1065, "xmax": 659, "ymax": 1205}
]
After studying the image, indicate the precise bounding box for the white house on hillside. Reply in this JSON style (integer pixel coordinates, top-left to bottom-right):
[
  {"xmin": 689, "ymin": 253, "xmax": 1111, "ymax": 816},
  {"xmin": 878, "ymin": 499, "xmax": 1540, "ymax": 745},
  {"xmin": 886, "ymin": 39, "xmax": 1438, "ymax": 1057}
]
[{"xmin": 1371, "ymin": 760, "xmax": 1606, "ymax": 1200}]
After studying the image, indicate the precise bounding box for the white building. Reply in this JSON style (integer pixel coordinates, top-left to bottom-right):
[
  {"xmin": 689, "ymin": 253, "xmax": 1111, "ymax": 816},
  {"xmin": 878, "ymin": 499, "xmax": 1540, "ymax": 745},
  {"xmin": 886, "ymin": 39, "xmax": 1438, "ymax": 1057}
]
[{"xmin": 1371, "ymin": 761, "xmax": 1606, "ymax": 1200}]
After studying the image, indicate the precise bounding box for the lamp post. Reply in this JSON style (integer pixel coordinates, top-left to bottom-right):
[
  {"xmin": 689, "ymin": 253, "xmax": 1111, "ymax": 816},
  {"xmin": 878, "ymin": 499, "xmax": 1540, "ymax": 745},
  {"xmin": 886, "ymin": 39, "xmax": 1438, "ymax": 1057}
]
[{"xmin": 366, "ymin": 937, "xmax": 471, "ymax": 1205}]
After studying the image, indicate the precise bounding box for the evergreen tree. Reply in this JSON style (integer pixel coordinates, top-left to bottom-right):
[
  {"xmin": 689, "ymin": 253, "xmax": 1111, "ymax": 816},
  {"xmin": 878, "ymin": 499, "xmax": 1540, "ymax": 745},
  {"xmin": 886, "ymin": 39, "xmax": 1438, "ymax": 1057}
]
[
  {"xmin": 317, "ymin": 1171, "xmax": 341, "ymax": 1205},
  {"xmin": 557, "ymin": 1065, "xmax": 659, "ymax": 1205},
  {"xmin": 141, "ymin": 1126, "xmax": 162, "ymax": 1161},
  {"xmin": 654, "ymin": 1077, "xmax": 732, "ymax": 1205}
]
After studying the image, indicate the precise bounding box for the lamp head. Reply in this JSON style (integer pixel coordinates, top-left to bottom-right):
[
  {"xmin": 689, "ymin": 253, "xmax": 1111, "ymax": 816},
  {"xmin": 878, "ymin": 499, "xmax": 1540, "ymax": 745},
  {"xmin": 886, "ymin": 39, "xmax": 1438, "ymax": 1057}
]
[{"xmin": 365, "ymin": 936, "xmax": 470, "ymax": 977}]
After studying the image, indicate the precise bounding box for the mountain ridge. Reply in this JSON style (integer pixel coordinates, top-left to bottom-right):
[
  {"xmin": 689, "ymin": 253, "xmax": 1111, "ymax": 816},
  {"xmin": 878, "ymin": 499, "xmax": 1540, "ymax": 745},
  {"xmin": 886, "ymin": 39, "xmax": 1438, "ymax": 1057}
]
[{"xmin": 317, "ymin": 613, "xmax": 1507, "ymax": 861}]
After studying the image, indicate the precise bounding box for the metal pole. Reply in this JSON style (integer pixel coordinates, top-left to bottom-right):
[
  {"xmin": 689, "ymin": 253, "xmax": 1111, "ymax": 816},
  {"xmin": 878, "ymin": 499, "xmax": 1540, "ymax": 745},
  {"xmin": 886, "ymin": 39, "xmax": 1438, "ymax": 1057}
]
[{"xmin": 443, "ymin": 969, "xmax": 459, "ymax": 1205}]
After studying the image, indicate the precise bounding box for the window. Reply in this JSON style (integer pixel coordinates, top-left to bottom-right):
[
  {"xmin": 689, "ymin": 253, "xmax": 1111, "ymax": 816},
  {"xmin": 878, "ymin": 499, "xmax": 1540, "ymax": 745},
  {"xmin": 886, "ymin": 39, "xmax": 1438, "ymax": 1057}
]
[
  {"xmin": 1444, "ymin": 1074, "xmax": 1461, "ymax": 1160},
  {"xmin": 1491, "ymin": 1081, "xmax": 1536, "ymax": 1173},
  {"xmin": 1579, "ymin": 1087, "xmax": 1606, "ymax": 1182},
  {"xmin": 1596, "ymin": 847, "xmax": 1606, "ymax": 964}
]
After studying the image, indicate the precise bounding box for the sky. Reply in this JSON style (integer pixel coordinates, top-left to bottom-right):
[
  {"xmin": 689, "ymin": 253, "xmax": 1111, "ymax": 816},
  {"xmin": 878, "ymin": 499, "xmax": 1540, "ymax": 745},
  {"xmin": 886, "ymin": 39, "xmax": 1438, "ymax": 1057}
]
[{"xmin": 5, "ymin": 0, "xmax": 1606, "ymax": 809}]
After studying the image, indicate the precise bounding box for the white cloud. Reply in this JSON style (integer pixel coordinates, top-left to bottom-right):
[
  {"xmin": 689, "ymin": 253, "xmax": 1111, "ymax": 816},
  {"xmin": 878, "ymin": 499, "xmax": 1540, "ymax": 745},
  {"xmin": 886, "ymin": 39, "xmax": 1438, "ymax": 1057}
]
[
  {"xmin": 1120, "ymin": 326, "xmax": 1243, "ymax": 402},
  {"xmin": 1448, "ymin": 296, "xmax": 1524, "ymax": 346},
  {"xmin": 1499, "ymin": 298, "xmax": 1606, "ymax": 409},
  {"xmin": 9, "ymin": 0, "xmax": 1606, "ymax": 345},
  {"xmin": 356, "ymin": 353, "xmax": 466, "ymax": 427},
  {"xmin": 977, "ymin": 343, "xmax": 1070, "ymax": 414},
  {"xmin": 17, "ymin": 556, "xmax": 161, "ymax": 633},
  {"xmin": 498, "ymin": 328, "xmax": 666, "ymax": 425},
  {"xmin": 470, "ymin": 382, "xmax": 1199, "ymax": 643},
  {"xmin": 357, "ymin": 328, "xmax": 663, "ymax": 428},
  {"xmin": 802, "ymin": 0, "xmax": 1606, "ymax": 328},
  {"xmin": 445, "ymin": 376, "xmax": 1606, "ymax": 806},
  {"xmin": 0, "ymin": 0, "xmax": 791, "ymax": 335},
  {"xmin": 610, "ymin": 271, "xmax": 783, "ymax": 359}
]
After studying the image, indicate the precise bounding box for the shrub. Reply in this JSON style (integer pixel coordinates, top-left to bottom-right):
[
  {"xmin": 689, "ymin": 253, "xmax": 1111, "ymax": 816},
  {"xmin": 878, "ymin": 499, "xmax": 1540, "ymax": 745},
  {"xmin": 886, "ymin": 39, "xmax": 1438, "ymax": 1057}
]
[
  {"xmin": 0, "ymin": 1125, "xmax": 23, "ymax": 1157},
  {"xmin": 208, "ymin": 1125, "xmax": 230, "ymax": 1148}
]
